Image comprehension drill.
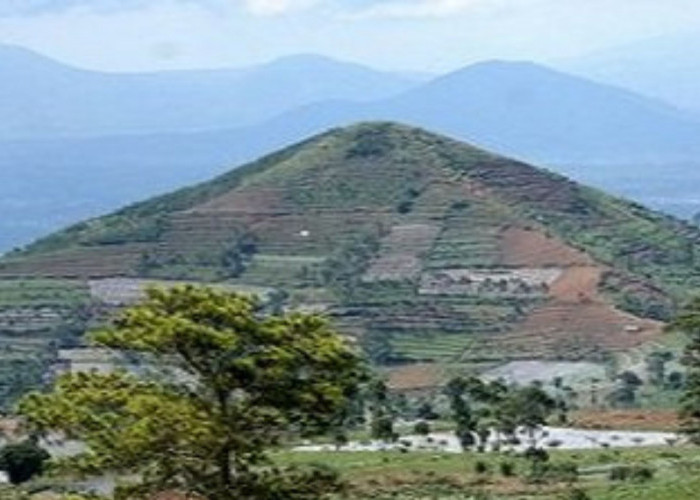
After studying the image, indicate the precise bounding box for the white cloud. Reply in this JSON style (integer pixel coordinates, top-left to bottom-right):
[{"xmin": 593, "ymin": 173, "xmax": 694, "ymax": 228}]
[
  {"xmin": 243, "ymin": 0, "xmax": 319, "ymax": 16},
  {"xmin": 349, "ymin": 0, "xmax": 485, "ymax": 19}
]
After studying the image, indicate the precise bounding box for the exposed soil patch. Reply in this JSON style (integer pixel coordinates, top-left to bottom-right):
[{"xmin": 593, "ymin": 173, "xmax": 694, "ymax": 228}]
[
  {"xmin": 386, "ymin": 363, "xmax": 445, "ymax": 392},
  {"xmin": 365, "ymin": 224, "xmax": 440, "ymax": 282},
  {"xmin": 571, "ymin": 409, "xmax": 681, "ymax": 432},
  {"xmin": 0, "ymin": 245, "xmax": 148, "ymax": 278},
  {"xmin": 193, "ymin": 187, "xmax": 288, "ymax": 214},
  {"xmin": 499, "ymin": 226, "xmax": 662, "ymax": 356},
  {"xmin": 549, "ymin": 266, "xmax": 602, "ymax": 303},
  {"xmin": 501, "ymin": 226, "xmax": 593, "ymax": 267},
  {"xmin": 505, "ymin": 299, "xmax": 662, "ymax": 356}
]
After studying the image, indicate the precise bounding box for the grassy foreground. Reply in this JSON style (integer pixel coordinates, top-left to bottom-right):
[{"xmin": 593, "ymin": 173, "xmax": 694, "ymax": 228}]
[{"xmin": 275, "ymin": 446, "xmax": 700, "ymax": 499}]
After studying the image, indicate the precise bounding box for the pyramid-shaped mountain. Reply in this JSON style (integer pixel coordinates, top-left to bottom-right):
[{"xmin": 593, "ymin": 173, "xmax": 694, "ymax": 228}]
[{"xmin": 3, "ymin": 123, "xmax": 700, "ymax": 365}]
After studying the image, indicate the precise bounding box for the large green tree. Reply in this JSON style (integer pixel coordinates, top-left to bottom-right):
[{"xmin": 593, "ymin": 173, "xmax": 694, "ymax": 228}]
[
  {"xmin": 19, "ymin": 286, "xmax": 365, "ymax": 500},
  {"xmin": 669, "ymin": 297, "xmax": 700, "ymax": 443}
]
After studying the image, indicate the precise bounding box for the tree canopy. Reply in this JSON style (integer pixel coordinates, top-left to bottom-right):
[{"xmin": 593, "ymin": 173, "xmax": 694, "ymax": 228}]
[
  {"xmin": 669, "ymin": 296, "xmax": 700, "ymax": 443},
  {"xmin": 19, "ymin": 286, "xmax": 366, "ymax": 500}
]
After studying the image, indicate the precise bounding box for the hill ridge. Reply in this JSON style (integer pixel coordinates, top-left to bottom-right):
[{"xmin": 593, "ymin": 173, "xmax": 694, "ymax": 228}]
[{"xmin": 2, "ymin": 122, "xmax": 699, "ymax": 365}]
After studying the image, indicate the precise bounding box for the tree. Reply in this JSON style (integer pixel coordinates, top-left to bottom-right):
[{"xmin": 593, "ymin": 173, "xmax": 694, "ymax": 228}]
[
  {"xmin": 414, "ymin": 420, "xmax": 431, "ymax": 437},
  {"xmin": 415, "ymin": 401, "xmax": 439, "ymax": 421},
  {"xmin": 19, "ymin": 286, "xmax": 365, "ymax": 500},
  {"xmin": 367, "ymin": 380, "xmax": 396, "ymax": 443},
  {"xmin": 444, "ymin": 377, "xmax": 477, "ymax": 451},
  {"xmin": 669, "ymin": 297, "xmax": 700, "ymax": 443},
  {"xmin": 370, "ymin": 415, "xmax": 395, "ymax": 443},
  {"xmin": 0, "ymin": 440, "xmax": 50, "ymax": 484},
  {"xmin": 645, "ymin": 352, "xmax": 673, "ymax": 386},
  {"xmin": 509, "ymin": 385, "xmax": 556, "ymax": 446},
  {"xmin": 617, "ymin": 371, "xmax": 643, "ymax": 388},
  {"xmin": 668, "ymin": 371, "xmax": 685, "ymax": 390},
  {"xmin": 551, "ymin": 378, "xmax": 572, "ymax": 425},
  {"xmin": 606, "ymin": 385, "xmax": 638, "ymax": 409}
]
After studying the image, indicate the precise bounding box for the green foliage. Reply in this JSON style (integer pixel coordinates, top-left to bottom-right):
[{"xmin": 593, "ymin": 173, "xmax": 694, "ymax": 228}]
[
  {"xmin": 18, "ymin": 285, "xmax": 365, "ymax": 500},
  {"xmin": 498, "ymin": 460, "xmax": 515, "ymax": 477},
  {"xmin": 414, "ymin": 421, "xmax": 431, "ymax": 436},
  {"xmin": 668, "ymin": 297, "xmax": 700, "ymax": 443},
  {"xmin": 368, "ymin": 380, "xmax": 396, "ymax": 443},
  {"xmin": 473, "ymin": 460, "xmax": 489, "ymax": 475},
  {"xmin": 560, "ymin": 488, "xmax": 591, "ymax": 500},
  {"xmin": 0, "ymin": 440, "xmax": 50, "ymax": 485},
  {"xmin": 7, "ymin": 122, "xmax": 700, "ymax": 371},
  {"xmin": 527, "ymin": 460, "xmax": 578, "ymax": 485},
  {"xmin": 608, "ymin": 465, "xmax": 655, "ymax": 482},
  {"xmin": 345, "ymin": 124, "xmax": 394, "ymax": 159},
  {"xmin": 443, "ymin": 377, "xmax": 554, "ymax": 453},
  {"xmin": 319, "ymin": 231, "xmax": 380, "ymax": 300}
]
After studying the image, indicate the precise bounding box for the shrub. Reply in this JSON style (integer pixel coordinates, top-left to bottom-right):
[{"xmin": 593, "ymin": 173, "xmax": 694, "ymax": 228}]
[
  {"xmin": 414, "ymin": 420, "xmax": 431, "ymax": 436},
  {"xmin": 560, "ymin": 488, "xmax": 592, "ymax": 500},
  {"xmin": 0, "ymin": 440, "xmax": 50, "ymax": 484},
  {"xmin": 474, "ymin": 460, "xmax": 490, "ymax": 475},
  {"xmin": 609, "ymin": 465, "xmax": 655, "ymax": 482},
  {"xmin": 499, "ymin": 460, "xmax": 516, "ymax": 477},
  {"xmin": 523, "ymin": 447, "xmax": 549, "ymax": 463},
  {"xmin": 528, "ymin": 461, "xmax": 578, "ymax": 485}
]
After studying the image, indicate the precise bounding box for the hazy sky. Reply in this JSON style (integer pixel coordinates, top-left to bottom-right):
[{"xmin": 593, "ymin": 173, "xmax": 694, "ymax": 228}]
[{"xmin": 1, "ymin": 0, "xmax": 699, "ymax": 72}]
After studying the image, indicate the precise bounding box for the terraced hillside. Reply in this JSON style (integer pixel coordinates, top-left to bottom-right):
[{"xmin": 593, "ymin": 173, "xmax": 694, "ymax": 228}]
[{"xmin": 2, "ymin": 122, "xmax": 700, "ymax": 394}]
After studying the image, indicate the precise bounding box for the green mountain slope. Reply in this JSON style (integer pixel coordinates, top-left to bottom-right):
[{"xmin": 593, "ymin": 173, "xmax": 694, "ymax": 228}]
[{"xmin": 2, "ymin": 123, "xmax": 700, "ymax": 372}]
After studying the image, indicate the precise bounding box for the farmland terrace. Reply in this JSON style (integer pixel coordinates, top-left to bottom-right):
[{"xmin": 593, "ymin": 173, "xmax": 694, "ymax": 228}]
[{"xmin": 0, "ymin": 122, "xmax": 699, "ymax": 397}]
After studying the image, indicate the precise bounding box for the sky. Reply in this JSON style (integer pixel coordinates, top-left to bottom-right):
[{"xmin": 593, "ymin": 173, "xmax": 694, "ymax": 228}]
[{"xmin": 1, "ymin": 0, "xmax": 699, "ymax": 73}]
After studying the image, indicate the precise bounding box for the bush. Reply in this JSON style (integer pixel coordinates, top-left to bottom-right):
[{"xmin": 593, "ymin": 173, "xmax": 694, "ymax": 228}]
[
  {"xmin": 560, "ymin": 488, "xmax": 592, "ymax": 500},
  {"xmin": 414, "ymin": 420, "xmax": 431, "ymax": 436},
  {"xmin": 528, "ymin": 461, "xmax": 578, "ymax": 485},
  {"xmin": 474, "ymin": 460, "xmax": 490, "ymax": 475},
  {"xmin": 499, "ymin": 460, "xmax": 516, "ymax": 477},
  {"xmin": 609, "ymin": 465, "xmax": 655, "ymax": 482},
  {"xmin": 0, "ymin": 440, "xmax": 50, "ymax": 484},
  {"xmin": 523, "ymin": 447, "xmax": 549, "ymax": 463}
]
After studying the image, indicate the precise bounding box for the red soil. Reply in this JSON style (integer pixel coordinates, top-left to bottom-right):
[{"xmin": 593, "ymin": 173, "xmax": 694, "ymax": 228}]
[
  {"xmin": 499, "ymin": 226, "xmax": 662, "ymax": 355},
  {"xmin": 501, "ymin": 226, "xmax": 593, "ymax": 267},
  {"xmin": 571, "ymin": 409, "xmax": 680, "ymax": 432},
  {"xmin": 386, "ymin": 363, "xmax": 445, "ymax": 392}
]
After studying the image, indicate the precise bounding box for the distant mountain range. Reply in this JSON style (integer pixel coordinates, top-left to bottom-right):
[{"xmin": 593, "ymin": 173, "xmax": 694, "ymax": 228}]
[
  {"xmin": 255, "ymin": 60, "xmax": 700, "ymax": 164},
  {"xmin": 0, "ymin": 45, "xmax": 418, "ymax": 140},
  {"xmin": 3, "ymin": 47, "xmax": 700, "ymax": 253},
  {"xmin": 560, "ymin": 31, "xmax": 700, "ymax": 113}
]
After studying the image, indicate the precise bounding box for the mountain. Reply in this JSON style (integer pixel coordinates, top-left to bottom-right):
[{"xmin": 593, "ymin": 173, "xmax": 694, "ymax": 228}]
[
  {"xmin": 5, "ymin": 57, "xmax": 700, "ymax": 254},
  {"xmin": 0, "ymin": 46, "xmax": 418, "ymax": 251},
  {"xmin": 560, "ymin": 32, "xmax": 700, "ymax": 113},
  {"xmin": 251, "ymin": 60, "xmax": 700, "ymax": 164},
  {"xmin": 4, "ymin": 60, "xmax": 700, "ymax": 254},
  {"xmin": 0, "ymin": 45, "xmax": 417, "ymax": 140},
  {"xmin": 3, "ymin": 123, "xmax": 700, "ymax": 375}
]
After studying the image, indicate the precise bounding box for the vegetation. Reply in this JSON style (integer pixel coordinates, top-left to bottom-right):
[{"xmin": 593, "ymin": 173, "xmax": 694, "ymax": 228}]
[
  {"xmin": 0, "ymin": 279, "xmax": 92, "ymax": 409},
  {"xmin": 669, "ymin": 297, "xmax": 700, "ymax": 443},
  {"xmin": 18, "ymin": 285, "xmax": 365, "ymax": 500},
  {"xmin": 275, "ymin": 446, "xmax": 700, "ymax": 499},
  {"xmin": 0, "ymin": 441, "xmax": 50, "ymax": 485},
  {"xmin": 4, "ymin": 124, "xmax": 700, "ymax": 369}
]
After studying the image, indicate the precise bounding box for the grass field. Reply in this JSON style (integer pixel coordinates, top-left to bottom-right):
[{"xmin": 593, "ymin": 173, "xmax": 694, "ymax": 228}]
[{"xmin": 275, "ymin": 445, "xmax": 700, "ymax": 499}]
